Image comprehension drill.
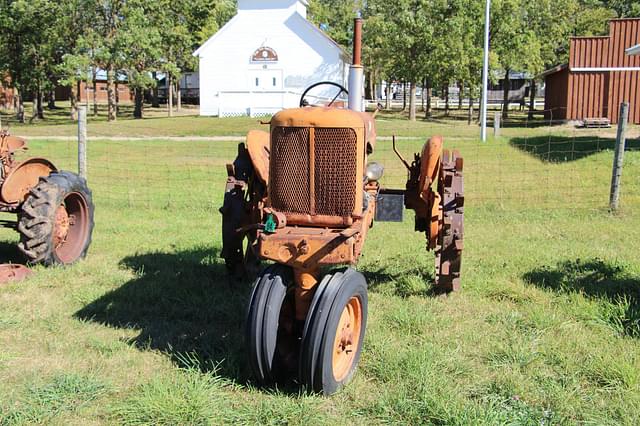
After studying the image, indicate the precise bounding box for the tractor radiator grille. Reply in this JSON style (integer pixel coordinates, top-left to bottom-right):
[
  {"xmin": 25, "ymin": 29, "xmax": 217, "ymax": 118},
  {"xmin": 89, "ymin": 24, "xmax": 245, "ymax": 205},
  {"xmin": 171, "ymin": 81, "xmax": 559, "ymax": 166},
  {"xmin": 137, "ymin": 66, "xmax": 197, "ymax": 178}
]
[
  {"xmin": 270, "ymin": 126, "xmax": 358, "ymax": 218},
  {"xmin": 314, "ymin": 128, "xmax": 357, "ymax": 216},
  {"xmin": 270, "ymin": 127, "xmax": 310, "ymax": 214}
]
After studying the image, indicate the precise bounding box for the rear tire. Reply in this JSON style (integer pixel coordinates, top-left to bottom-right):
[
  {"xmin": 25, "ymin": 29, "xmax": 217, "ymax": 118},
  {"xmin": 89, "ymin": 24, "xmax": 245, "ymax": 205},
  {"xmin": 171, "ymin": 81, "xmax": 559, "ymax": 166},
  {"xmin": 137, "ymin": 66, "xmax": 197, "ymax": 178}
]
[
  {"xmin": 299, "ymin": 268, "xmax": 368, "ymax": 395},
  {"xmin": 17, "ymin": 171, "xmax": 94, "ymax": 265}
]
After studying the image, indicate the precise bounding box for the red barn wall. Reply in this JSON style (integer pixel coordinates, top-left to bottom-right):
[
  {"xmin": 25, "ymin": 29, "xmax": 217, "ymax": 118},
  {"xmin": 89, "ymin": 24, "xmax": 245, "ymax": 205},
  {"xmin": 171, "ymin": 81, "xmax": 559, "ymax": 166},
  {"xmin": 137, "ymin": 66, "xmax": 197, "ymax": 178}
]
[
  {"xmin": 544, "ymin": 67, "xmax": 569, "ymax": 120},
  {"xmin": 561, "ymin": 19, "xmax": 640, "ymax": 124}
]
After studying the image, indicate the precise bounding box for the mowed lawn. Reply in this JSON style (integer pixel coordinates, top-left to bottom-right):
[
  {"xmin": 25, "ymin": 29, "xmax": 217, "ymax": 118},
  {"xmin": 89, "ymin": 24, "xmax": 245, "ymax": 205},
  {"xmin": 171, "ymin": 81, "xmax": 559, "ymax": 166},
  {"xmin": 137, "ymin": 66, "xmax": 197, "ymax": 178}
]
[{"xmin": 0, "ymin": 116, "xmax": 639, "ymax": 424}]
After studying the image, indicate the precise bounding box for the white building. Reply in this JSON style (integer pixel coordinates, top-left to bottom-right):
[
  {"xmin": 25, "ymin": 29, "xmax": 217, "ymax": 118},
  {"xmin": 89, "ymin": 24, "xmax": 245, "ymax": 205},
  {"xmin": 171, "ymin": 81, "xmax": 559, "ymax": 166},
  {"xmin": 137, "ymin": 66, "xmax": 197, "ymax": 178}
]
[{"xmin": 193, "ymin": 0, "xmax": 349, "ymax": 117}]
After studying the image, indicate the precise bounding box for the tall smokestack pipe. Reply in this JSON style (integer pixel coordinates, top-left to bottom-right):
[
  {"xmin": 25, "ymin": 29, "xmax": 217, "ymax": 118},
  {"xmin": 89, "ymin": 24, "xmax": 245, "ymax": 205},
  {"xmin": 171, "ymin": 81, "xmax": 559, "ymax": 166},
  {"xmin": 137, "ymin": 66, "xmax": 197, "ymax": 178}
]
[{"xmin": 348, "ymin": 17, "xmax": 364, "ymax": 112}]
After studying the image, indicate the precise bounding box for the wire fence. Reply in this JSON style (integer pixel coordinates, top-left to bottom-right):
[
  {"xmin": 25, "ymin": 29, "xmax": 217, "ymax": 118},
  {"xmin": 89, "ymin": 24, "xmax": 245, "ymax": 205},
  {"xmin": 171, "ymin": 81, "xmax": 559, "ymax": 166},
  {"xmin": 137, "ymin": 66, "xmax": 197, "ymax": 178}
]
[{"xmin": 10, "ymin": 106, "xmax": 640, "ymax": 215}]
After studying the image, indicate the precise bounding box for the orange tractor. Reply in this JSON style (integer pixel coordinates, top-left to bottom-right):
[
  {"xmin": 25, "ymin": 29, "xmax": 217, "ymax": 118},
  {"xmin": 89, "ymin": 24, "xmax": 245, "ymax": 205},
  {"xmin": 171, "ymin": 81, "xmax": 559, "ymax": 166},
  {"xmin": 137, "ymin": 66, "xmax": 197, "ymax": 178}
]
[
  {"xmin": 220, "ymin": 19, "xmax": 463, "ymax": 394},
  {"xmin": 0, "ymin": 131, "xmax": 94, "ymax": 266}
]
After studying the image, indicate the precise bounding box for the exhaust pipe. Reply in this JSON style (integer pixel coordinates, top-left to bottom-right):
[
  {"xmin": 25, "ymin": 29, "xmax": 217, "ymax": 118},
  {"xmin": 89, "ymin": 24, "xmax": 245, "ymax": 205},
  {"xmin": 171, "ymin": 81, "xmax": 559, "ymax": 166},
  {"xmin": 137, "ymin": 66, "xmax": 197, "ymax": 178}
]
[{"xmin": 348, "ymin": 17, "xmax": 364, "ymax": 112}]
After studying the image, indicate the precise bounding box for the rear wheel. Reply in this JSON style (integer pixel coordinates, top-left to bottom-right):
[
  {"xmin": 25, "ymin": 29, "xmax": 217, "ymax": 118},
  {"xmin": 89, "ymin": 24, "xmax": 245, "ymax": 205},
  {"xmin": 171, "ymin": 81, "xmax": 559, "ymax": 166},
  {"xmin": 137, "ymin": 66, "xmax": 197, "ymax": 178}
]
[
  {"xmin": 17, "ymin": 171, "xmax": 94, "ymax": 265},
  {"xmin": 220, "ymin": 143, "xmax": 262, "ymax": 277},
  {"xmin": 435, "ymin": 150, "xmax": 464, "ymax": 292},
  {"xmin": 299, "ymin": 268, "xmax": 367, "ymax": 395},
  {"xmin": 246, "ymin": 265, "xmax": 297, "ymax": 384}
]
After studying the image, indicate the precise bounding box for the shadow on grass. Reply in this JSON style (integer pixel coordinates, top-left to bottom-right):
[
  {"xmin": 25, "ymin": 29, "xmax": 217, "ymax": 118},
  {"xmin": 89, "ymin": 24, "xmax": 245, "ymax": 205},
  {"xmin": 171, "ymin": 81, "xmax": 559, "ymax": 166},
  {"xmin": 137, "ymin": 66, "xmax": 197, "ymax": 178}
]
[
  {"xmin": 362, "ymin": 260, "xmax": 438, "ymax": 298},
  {"xmin": 0, "ymin": 240, "xmax": 27, "ymax": 264},
  {"xmin": 524, "ymin": 258, "xmax": 640, "ymax": 337},
  {"xmin": 75, "ymin": 247, "xmax": 254, "ymax": 384},
  {"xmin": 510, "ymin": 135, "xmax": 640, "ymax": 162}
]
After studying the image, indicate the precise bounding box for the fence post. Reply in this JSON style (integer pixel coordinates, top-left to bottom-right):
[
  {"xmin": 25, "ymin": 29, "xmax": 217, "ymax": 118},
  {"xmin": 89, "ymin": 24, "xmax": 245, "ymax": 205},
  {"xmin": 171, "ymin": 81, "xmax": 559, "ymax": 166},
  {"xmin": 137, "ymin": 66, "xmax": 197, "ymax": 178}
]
[
  {"xmin": 78, "ymin": 105, "xmax": 87, "ymax": 180},
  {"xmin": 609, "ymin": 102, "xmax": 628, "ymax": 210},
  {"xmin": 493, "ymin": 111, "xmax": 501, "ymax": 137}
]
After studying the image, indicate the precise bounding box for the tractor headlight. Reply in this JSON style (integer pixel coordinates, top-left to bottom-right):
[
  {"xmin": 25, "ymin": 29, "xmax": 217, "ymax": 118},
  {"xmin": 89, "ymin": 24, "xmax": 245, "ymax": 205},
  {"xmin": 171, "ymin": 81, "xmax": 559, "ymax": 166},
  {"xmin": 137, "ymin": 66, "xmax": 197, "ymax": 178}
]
[{"xmin": 365, "ymin": 162, "xmax": 384, "ymax": 182}]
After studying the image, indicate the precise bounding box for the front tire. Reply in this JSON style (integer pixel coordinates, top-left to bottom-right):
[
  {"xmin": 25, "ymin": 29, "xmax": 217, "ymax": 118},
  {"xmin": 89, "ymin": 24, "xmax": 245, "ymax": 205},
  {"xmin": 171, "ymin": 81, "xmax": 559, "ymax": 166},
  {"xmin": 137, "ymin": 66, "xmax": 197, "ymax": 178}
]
[
  {"xmin": 17, "ymin": 171, "xmax": 94, "ymax": 265},
  {"xmin": 246, "ymin": 265, "xmax": 297, "ymax": 384},
  {"xmin": 299, "ymin": 268, "xmax": 368, "ymax": 395}
]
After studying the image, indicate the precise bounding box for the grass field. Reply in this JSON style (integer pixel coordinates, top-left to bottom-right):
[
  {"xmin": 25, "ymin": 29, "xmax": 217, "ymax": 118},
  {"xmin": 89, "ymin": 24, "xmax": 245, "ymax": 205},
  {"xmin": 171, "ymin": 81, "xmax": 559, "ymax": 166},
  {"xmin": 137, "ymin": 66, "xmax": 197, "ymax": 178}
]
[
  {"xmin": 0, "ymin": 113, "xmax": 639, "ymax": 425},
  {"xmin": 3, "ymin": 102, "xmax": 639, "ymax": 141}
]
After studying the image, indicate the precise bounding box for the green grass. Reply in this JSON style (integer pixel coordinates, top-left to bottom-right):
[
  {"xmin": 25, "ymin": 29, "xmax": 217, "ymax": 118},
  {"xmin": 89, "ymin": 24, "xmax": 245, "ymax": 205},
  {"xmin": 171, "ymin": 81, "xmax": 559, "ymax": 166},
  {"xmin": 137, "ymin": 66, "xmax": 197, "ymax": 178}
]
[
  {"xmin": 0, "ymin": 116, "xmax": 639, "ymax": 424},
  {"xmin": 4, "ymin": 101, "xmax": 639, "ymax": 141}
]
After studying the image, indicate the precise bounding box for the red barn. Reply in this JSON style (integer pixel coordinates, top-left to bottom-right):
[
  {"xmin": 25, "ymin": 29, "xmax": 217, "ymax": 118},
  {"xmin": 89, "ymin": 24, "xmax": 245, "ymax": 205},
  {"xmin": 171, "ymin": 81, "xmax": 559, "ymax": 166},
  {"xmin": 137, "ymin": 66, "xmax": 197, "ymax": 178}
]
[{"xmin": 541, "ymin": 18, "xmax": 640, "ymax": 124}]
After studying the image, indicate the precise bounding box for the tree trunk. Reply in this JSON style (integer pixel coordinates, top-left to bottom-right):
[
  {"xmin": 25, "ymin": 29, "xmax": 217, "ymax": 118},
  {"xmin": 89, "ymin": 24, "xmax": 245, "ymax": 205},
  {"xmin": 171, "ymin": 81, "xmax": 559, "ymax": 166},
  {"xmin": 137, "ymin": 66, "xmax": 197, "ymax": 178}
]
[
  {"xmin": 47, "ymin": 89, "xmax": 56, "ymax": 109},
  {"xmin": 424, "ymin": 80, "xmax": 432, "ymax": 118},
  {"xmin": 402, "ymin": 81, "xmax": 407, "ymax": 111},
  {"xmin": 502, "ymin": 69, "xmax": 510, "ymax": 119},
  {"xmin": 444, "ymin": 85, "xmax": 450, "ymax": 116},
  {"xmin": 106, "ymin": 64, "xmax": 116, "ymax": 121},
  {"xmin": 468, "ymin": 96, "xmax": 474, "ymax": 125},
  {"xmin": 92, "ymin": 67, "xmax": 98, "ymax": 116},
  {"xmin": 152, "ymin": 71, "xmax": 159, "ymax": 108},
  {"xmin": 527, "ymin": 79, "xmax": 537, "ymax": 120},
  {"xmin": 176, "ymin": 80, "xmax": 181, "ymax": 112},
  {"xmin": 134, "ymin": 87, "xmax": 143, "ymax": 119},
  {"xmin": 16, "ymin": 92, "xmax": 25, "ymax": 123},
  {"xmin": 70, "ymin": 86, "xmax": 78, "ymax": 121},
  {"xmin": 115, "ymin": 81, "xmax": 120, "ymax": 115},
  {"xmin": 458, "ymin": 81, "xmax": 464, "ymax": 110},
  {"xmin": 421, "ymin": 78, "xmax": 426, "ymax": 111},
  {"xmin": 384, "ymin": 83, "xmax": 391, "ymax": 110},
  {"xmin": 36, "ymin": 89, "xmax": 44, "ymax": 119},
  {"xmin": 409, "ymin": 81, "xmax": 417, "ymax": 121},
  {"xmin": 168, "ymin": 72, "xmax": 173, "ymax": 117}
]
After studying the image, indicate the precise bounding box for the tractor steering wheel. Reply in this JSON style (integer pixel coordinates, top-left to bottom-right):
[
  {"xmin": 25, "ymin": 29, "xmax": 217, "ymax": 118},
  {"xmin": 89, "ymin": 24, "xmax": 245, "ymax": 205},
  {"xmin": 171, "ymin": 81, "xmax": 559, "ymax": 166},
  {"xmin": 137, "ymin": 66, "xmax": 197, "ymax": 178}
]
[{"xmin": 299, "ymin": 81, "xmax": 348, "ymax": 108}]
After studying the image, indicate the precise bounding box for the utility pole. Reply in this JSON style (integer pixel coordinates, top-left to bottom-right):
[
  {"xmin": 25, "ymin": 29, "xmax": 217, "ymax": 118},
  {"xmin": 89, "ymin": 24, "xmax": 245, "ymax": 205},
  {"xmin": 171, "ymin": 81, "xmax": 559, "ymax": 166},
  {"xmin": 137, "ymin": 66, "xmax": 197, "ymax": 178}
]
[{"xmin": 480, "ymin": 0, "xmax": 491, "ymax": 142}]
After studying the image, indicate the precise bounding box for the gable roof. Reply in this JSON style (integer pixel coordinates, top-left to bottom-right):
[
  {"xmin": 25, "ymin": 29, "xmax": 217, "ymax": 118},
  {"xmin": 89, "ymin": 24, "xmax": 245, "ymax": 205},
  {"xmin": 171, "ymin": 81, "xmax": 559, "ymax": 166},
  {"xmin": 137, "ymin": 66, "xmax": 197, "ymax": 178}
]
[
  {"xmin": 286, "ymin": 11, "xmax": 350, "ymax": 61},
  {"xmin": 193, "ymin": 9, "xmax": 348, "ymax": 61},
  {"xmin": 537, "ymin": 64, "xmax": 568, "ymax": 79},
  {"xmin": 193, "ymin": 14, "xmax": 241, "ymax": 57}
]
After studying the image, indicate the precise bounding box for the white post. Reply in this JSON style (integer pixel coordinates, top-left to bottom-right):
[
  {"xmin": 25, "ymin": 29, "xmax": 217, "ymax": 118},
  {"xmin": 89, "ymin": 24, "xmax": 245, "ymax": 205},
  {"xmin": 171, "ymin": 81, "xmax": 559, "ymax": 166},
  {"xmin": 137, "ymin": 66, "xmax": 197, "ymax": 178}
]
[
  {"xmin": 78, "ymin": 105, "xmax": 87, "ymax": 180},
  {"xmin": 480, "ymin": 0, "xmax": 491, "ymax": 142}
]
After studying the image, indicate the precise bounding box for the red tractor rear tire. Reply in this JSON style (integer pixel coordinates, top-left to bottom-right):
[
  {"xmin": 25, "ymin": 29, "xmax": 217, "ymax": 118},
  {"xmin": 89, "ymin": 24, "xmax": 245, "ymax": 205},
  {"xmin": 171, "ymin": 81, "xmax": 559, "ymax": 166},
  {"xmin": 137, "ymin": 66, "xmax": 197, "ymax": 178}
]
[{"xmin": 17, "ymin": 171, "xmax": 94, "ymax": 265}]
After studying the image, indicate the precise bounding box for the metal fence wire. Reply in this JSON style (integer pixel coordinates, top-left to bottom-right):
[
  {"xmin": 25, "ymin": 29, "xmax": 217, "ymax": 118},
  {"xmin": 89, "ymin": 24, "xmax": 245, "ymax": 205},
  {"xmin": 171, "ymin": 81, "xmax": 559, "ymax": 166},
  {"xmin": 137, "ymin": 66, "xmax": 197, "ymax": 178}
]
[{"xmin": 11, "ymin": 107, "xmax": 640, "ymax": 214}]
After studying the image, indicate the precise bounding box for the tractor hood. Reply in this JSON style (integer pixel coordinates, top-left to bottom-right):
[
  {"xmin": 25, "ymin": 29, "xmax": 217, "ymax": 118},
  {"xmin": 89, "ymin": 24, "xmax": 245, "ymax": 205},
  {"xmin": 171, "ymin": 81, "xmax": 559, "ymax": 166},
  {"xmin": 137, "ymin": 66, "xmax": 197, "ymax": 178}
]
[{"xmin": 271, "ymin": 107, "xmax": 377, "ymax": 152}]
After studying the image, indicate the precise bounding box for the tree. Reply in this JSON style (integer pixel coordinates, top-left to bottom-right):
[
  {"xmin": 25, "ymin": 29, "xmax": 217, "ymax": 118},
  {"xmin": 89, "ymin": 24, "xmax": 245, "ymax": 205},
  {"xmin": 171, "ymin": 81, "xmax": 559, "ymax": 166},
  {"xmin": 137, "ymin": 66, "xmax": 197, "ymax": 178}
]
[
  {"xmin": 308, "ymin": 0, "xmax": 363, "ymax": 50},
  {"xmin": 0, "ymin": 0, "xmax": 63, "ymax": 122},
  {"xmin": 119, "ymin": 2, "xmax": 162, "ymax": 119}
]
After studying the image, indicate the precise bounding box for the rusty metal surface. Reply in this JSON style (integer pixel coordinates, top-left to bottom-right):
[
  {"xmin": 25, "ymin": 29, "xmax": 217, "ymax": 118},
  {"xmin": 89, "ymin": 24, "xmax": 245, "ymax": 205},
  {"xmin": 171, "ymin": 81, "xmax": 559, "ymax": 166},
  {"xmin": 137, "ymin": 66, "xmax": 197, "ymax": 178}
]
[
  {"xmin": 0, "ymin": 264, "xmax": 32, "ymax": 284},
  {"xmin": 53, "ymin": 191, "xmax": 90, "ymax": 264},
  {"xmin": 271, "ymin": 107, "xmax": 367, "ymax": 130},
  {"xmin": 257, "ymin": 183, "xmax": 377, "ymax": 269},
  {"xmin": 220, "ymin": 143, "xmax": 267, "ymax": 276},
  {"xmin": 0, "ymin": 135, "xmax": 26, "ymax": 155},
  {"xmin": 314, "ymin": 127, "xmax": 357, "ymax": 216},
  {"xmin": 246, "ymin": 130, "xmax": 270, "ymax": 183},
  {"xmin": 268, "ymin": 118, "xmax": 365, "ymax": 226},
  {"xmin": 352, "ymin": 18, "xmax": 362, "ymax": 66},
  {"xmin": 0, "ymin": 158, "xmax": 56, "ymax": 204},
  {"xmin": 269, "ymin": 126, "xmax": 311, "ymax": 214},
  {"xmin": 435, "ymin": 150, "xmax": 464, "ymax": 292},
  {"xmin": 54, "ymin": 205, "xmax": 70, "ymax": 248}
]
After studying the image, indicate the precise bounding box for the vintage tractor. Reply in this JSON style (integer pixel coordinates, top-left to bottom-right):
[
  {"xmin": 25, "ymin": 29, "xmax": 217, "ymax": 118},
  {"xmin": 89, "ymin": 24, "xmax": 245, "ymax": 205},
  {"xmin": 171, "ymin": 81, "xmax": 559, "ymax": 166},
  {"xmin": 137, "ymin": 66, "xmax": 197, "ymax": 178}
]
[
  {"xmin": 0, "ymin": 131, "xmax": 94, "ymax": 265},
  {"xmin": 220, "ymin": 19, "xmax": 463, "ymax": 395}
]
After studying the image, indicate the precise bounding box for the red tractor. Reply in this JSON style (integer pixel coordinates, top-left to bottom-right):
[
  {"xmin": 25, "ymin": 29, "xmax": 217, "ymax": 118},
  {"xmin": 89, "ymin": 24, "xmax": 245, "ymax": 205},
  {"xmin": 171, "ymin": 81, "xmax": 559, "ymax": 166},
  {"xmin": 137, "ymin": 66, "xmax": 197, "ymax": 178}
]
[
  {"xmin": 220, "ymin": 19, "xmax": 463, "ymax": 394},
  {"xmin": 0, "ymin": 131, "xmax": 94, "ymax": 266}
]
